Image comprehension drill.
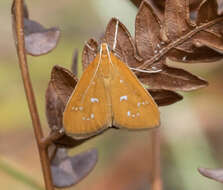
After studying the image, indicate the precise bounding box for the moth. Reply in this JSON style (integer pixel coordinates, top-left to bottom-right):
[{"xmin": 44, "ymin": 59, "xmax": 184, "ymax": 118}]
[{"xmin": 63, "ymin": 41, "xmax": 160, "ymax": 139}]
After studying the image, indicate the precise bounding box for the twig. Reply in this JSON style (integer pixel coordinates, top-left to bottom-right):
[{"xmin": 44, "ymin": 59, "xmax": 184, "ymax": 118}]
[
  {"xmin": 14, "ymin": 0, "xmax": 54, "ymax": 189},
  {"xmin": 151, "ymin": 128, "xmax": 163, "ymax": 190},
  {"xmin": 40, "ymin": 129, "xmax": 65, "ymax": 149}
]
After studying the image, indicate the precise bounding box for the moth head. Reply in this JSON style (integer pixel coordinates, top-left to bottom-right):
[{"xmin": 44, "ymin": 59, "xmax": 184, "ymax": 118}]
[{"xmin": 100, "ymin": 43, "xmax": 110, "ymax": 58}]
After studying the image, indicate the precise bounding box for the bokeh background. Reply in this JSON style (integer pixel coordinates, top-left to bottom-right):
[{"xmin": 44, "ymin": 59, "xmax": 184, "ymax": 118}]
[{"xmin": 1, "ymin": 0, "xmax": 223, "ymax": 190}]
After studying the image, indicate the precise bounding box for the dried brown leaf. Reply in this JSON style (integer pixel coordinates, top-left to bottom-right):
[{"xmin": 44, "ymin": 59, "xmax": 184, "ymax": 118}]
[
  {"xmin": 197, "ymin": 0, "xmax": 218, "ymax": 25},
  {"xmin": 164, "ymin": 0, "xmax": 194, "ymax": 42},
  {"xmin": 45, "ymin": 79, "xmax": 86, "ymax": 148},
  {"xmin": 45, "ymin": 82, "xmax": 64, "ymax": 130},
  {"xmin": 137, "ymin": 65, "xmax": 208, "ymax": 91},
  {"xmin": 51, "ymin": 148, "xmax": 98, "ymax": 188},
  {"xmin": 82, "ymin": 38, "xmax": 98, "ymax": 71},
  {"xmin": 198, "ymin": 168, "xmax": 223, "ymax": 183},
  {"xmin": 187, "ymin": 0, "xmax": 223, "ymax": 54},
  {"xmin": 161, "ymin": 0, "xmax": 195, "ymax": 53},
  {"xmin": 130, "ymin": 0, "xmax": 164, "ymax": 19},
  {"xmin": 11, "ymin": 1, "xmax": 60, "ymax": 56},
  {"xmin": 169, "ymin": 47, "xmax": 223, "ymax": 63},
  {"xmin": 105, "ymin": 18, "xmax": 142, "ymax": 67},
  {"xmin": 135, "ymin": 1, "xmax": 162, "ymax": 60},
  {"xmin": 51, "ymin": 65, "xmax": 78, "ymax": 106},
  {"xmin": 71, "ymin": 49, "xmax": 78, "ymax": 76},
  {"xmin": 24, "ymin": 19, "xmax": 60, "ymax": 56},
  {"xmin": 148, "ymin": 89, "xmax": 183, "ymax": 106},
  {"xmin": 193, "ymin": 31, "xmax": 223, "ymax": 54}
]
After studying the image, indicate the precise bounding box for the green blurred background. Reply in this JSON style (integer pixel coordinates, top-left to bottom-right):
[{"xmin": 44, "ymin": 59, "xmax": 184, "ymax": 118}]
[{"xmin": 1, "ymin": 0, "xmax": 223, "ymax": 189}]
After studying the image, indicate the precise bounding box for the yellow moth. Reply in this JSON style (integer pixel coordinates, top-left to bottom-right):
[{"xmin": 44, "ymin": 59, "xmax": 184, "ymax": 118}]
[{"xmin": 63, "ymin": 42, "xmax": 160, "ymax": 139}]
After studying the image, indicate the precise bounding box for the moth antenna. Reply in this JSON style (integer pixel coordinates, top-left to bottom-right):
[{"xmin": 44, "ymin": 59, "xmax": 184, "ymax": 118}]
[
  {"xmin": 130, "ymin": 67, "xmax": 162, "ymax": 73},
  {"xmin": 113, "ymin": 52, "xmax": 121, "ymax": 59},
  {"xmin": 112, "ymin": 20, "xmax": 119, "ymax": 51},
  {"xmin": 80, "ymin": 44, "xmax": 103, "ymax": 104},
  {"xmin": 105, "ymin": 44, "xmax": 114, "ymax": 67}
]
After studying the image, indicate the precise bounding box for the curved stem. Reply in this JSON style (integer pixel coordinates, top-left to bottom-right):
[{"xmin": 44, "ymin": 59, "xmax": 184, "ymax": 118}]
[
  {"xmin": 14, "ymin": 0, "xmax": 54, "ymax": 189},
  {"xmin": 40, "ymin": 130, "xmax": 65, "ymax": 149},
  {"xmin": 151, "ymin": 128, "xmax": 163, "ymax": 190}
]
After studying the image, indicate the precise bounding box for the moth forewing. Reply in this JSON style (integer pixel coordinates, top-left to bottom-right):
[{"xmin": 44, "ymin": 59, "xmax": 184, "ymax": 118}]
[
  {"xmin": 109, "ymin": 52, "xmax": 160, "ymax": 129},
  {"xmin": 63, "ymin": 48, "xmax": 112, "ymax": 139}
]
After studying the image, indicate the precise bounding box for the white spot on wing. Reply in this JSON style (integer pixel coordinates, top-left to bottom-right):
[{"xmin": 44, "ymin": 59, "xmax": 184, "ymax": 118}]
[
  {"xmin": 127, "ymin": 111, "xmax": 131, "ymax": 117},
  {"xmin": 182, "ymin": 56, "xmax": 187, "ymax": 61},
  {"xmin": 120, "ymin": 95, "xmax": 128, "ymax": 102},
  {"xmin": 91, "ymin": 97, "xmax": 99, "ymax": 103},
  {"xmin": 132, "ymin": 114, "xmax": 135, "ymax": 118},
  {"xmin": 120, "ymin": 79, "xmax": 123, "ymax": 83},
  {"xmin": 90, "ymin": 113, "xmax": 94, "ymax": 119},
  {"xmin": 79, "ymin": 106, "xmax": 83, "ymax": 111}
]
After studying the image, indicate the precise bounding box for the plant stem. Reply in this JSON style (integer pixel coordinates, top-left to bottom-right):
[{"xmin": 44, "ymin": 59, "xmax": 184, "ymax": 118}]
[
  {"xmin": 40, "ymin": 130, "xmax": 65, "ymax": 149},
  {"xmin": 151, "ymin": 128, "xmax": 163, "ymax": 190},
  {"xmin": 14, "ymin": 0, "xmax": 54, "ymax": 189}
]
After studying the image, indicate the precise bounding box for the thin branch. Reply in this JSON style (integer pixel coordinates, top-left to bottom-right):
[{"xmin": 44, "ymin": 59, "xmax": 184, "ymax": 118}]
[
  {"xmin": 40, "ymin": 129, "xmax": 65, "ymax": 149},
  {"xmin": 151, "ymin": 128, "xmax": 163, "ymax": 190},
  {"xmin": 14, "ymin": 0, "xmax": 54, "ymax": 189}
]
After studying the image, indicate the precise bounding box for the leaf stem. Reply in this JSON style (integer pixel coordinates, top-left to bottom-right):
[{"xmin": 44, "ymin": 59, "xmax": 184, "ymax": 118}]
[
  {"xmin": 14, "ymin": 0, "xmax": 54, "ymax": 189},
  {"xmin": 40, "ymin": 130, "xmax": 65, "ymax": 149},
  {"xmin": 151, "ymin": 128, "xmax": 163, "ymax": 190}
]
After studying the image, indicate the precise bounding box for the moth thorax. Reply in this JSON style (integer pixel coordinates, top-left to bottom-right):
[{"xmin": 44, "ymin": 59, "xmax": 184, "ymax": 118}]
[
  {"xmin": 100, "ymin": 57, "xmax": 111, "ymax": 78},
  {"xmin": 101, "ymin": 43, "xmax": 109, "ymax": 56}
]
